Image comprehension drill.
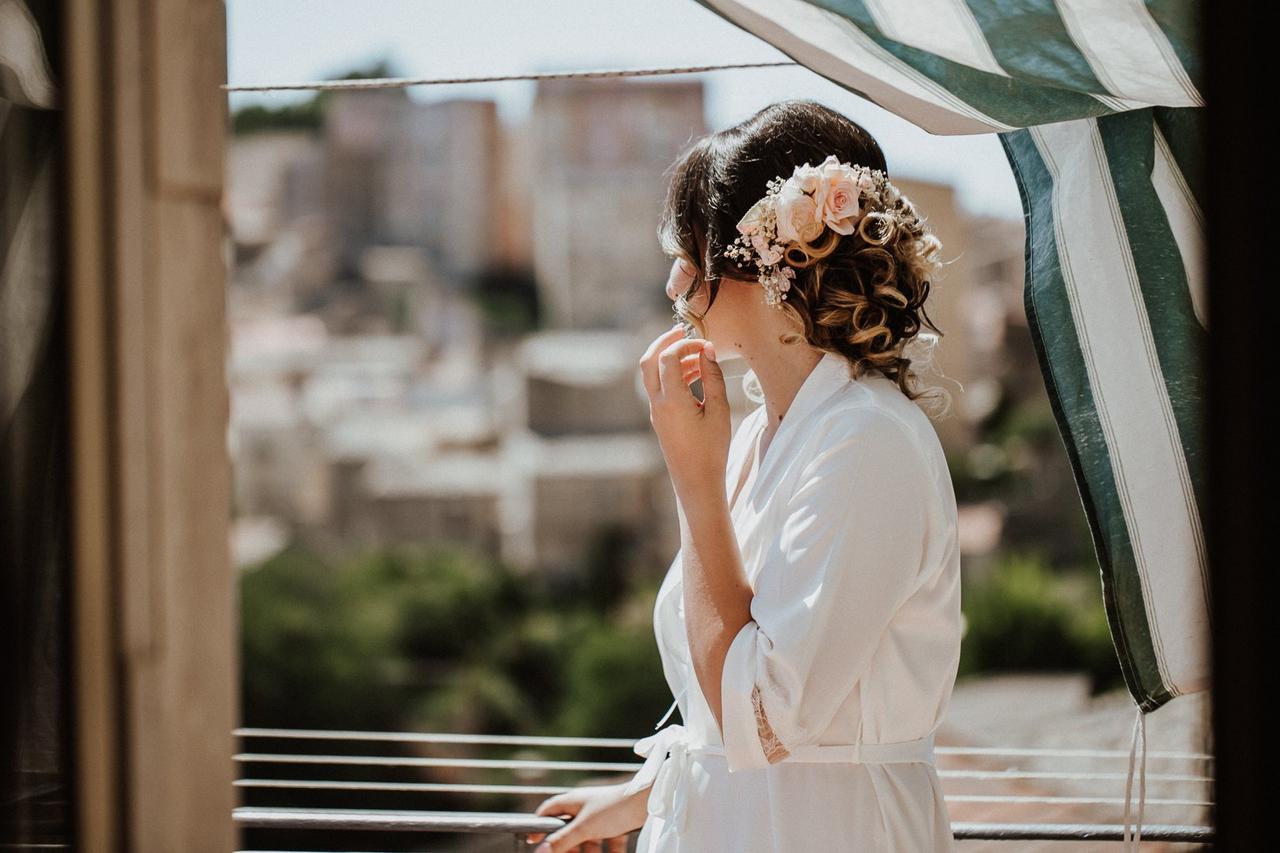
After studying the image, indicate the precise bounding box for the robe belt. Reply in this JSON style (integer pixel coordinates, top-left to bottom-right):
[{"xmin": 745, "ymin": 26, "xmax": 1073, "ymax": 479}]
[
  {"xmin": 621, "ymin": 722, "xmax": 937, "ymax": 834},
  {"xmin": 621, "ymin": 723, "xmax": 696, "ymax": 834}
]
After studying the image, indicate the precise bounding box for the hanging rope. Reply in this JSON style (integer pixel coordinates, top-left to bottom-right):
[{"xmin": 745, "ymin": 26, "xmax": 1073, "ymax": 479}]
[
  {"xmin": 221, "ymin": 61, "xmax": 800, "ymax": 93},
  {"xmin": 1121, "ymin": 705, "xmax": 1149, "ymax": 852}
]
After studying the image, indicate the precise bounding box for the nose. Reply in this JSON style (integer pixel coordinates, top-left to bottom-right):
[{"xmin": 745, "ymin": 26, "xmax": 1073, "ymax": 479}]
[{"xmin": 666, "ymin": 258, "xmax": 695, "ymax": 302}]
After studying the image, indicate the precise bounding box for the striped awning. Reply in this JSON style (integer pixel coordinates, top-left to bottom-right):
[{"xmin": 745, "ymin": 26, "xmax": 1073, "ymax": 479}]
[{"xmin": 696, "ymin": 0, "xmax": 1208, "ymax": 713}]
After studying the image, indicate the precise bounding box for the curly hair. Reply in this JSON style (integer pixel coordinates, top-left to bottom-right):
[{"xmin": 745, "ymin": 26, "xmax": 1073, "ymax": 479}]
[{"xmin": 657, "ymin": 99, "xmax": 953, "ymax": 413}]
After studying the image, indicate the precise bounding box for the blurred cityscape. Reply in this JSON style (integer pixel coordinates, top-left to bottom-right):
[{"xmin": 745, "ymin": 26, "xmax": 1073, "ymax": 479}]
[
  {"xmin": 226, "ymin": 69, "xmax": 1209, "ymax": 850},
  {"xmin": 226, "ymin": 73, "xmax": 1058, "ymax": 581}
]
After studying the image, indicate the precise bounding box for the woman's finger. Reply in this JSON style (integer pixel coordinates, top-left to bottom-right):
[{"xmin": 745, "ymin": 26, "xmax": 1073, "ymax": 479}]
[
  {"xmin": 680, "ymin": 346, "xmax": 704, "ymax": 386},
  {"xmin": 640, "ymin": 325, "xmax": 689, "ymax": 398},
  {"xmin": 696, "ymin": 341, "xmax": 726, "ymax": 410},
  {"xmin": 538, "ymin": 820, "xmax": 585, "ymax": 853},
  {"xmin": 527, "ymin": 793, "xmax": 578, "ymax": 845},
  {"xmin": 657, "ymin": 338, "xmax": 708, "ymax": 403},
  {"xmin": 534, "ymin": 794, "xmax": 579, "ymax": 818}
]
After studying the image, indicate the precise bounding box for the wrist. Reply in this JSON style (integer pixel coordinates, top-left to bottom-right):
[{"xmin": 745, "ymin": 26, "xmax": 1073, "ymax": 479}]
[
  {"xmin": 675, "ymin": 481, "xmax": 727, "ymax": 515},
  {"xmin": 619, "ymin": 782, "xmax": 653, "ymax": 829}
]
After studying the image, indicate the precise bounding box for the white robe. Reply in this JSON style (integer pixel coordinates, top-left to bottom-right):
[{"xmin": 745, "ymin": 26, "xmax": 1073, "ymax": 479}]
[{"xmin": 625, "ymin": 352, "xmax": 962, "ymax": 852}]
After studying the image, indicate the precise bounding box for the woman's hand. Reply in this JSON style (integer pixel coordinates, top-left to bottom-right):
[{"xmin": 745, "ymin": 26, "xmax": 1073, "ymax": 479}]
[
  {"xmin": 525, "ymin": 781, "xmax": 650, "ymax": 852},
  {"xmin": 640, "ymin": 324, "xmax": 731, "ymax": 503}
]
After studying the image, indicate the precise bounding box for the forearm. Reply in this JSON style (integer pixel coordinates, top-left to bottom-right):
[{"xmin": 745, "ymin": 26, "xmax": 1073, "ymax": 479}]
[{"xmin": 676, "ymin": 488, "xmax": 754, "ymax": 737}]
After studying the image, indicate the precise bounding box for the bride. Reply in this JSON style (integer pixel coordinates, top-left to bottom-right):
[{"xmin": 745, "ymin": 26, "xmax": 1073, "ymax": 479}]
[{"xmin": 527, "ymin": 99, "xmax": 962, "ymax": 852}]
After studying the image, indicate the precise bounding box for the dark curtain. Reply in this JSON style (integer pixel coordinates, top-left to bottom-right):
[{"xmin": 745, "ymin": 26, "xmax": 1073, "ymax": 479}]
[{"xmin": 1, "ymin": 0, "xmax": 75, "ymax": 846}]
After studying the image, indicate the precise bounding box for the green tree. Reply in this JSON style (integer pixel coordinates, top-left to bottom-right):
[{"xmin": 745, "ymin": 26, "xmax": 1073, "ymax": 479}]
[{"xmin": 958, "ymin": 549, "xmax": 1122, "ymax": 693}]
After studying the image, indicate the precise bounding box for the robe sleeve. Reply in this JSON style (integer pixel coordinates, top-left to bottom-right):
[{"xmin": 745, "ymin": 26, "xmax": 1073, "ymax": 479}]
[{"xmin": 719, "ymin": 406, "xmax": 934, "ymax": 773}]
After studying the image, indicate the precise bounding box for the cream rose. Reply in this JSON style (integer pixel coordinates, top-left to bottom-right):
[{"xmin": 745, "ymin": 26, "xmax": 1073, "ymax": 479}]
[
  {"xmin": 775, "ymin": 179, "xmax": 824, "ymax": 244},
  {"xmin": 790, "ymin": 162, "xmax": 823, "ymax": 195}
]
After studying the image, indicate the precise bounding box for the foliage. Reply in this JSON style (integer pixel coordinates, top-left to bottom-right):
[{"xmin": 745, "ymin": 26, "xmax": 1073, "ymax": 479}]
[
  {"xmin": 949, "ymin": 397, "xmax": 1060, "ymax": 503},
  {"xmin": 239, "ymin": 539, "xmax": 670, "ymax": 740},
  {"xmin": 242, "ymin": 536, "xmax": 1124, "ymax": 743},
  {"xmin": 551, "ymin": 618, "xmax": 670, "ymax": 739},
  {"xmin": 958, "ymin": 549, "xmax": 1123, "ymax": 694},
  {"xmin": 240, "ymin": 545, "xmax": 401, "ymax": 730},
  {"xmin": 231, "ymin": 99, "xmax": 325, "ymax": 136}
]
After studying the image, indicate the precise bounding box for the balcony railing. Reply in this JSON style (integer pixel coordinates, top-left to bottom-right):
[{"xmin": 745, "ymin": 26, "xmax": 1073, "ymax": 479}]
[{"xmin": 233, "ymin": 728, "xmax": 1214, "ymax": 850}]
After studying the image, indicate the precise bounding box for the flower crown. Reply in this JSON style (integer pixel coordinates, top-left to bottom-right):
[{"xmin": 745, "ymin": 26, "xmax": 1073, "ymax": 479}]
[{"xmin": 723, "ymin": 154, "xmax": 899, "ymax": 307}]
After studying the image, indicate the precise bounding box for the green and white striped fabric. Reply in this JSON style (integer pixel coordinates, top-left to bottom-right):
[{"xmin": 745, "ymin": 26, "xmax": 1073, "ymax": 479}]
[{"xmin": 696, "ymin": 0, "xmax": 1208, "ymax": 713}]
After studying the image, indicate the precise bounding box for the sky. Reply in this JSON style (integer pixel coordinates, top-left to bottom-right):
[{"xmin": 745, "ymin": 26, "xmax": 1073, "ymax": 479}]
[{"xmin": 226, "ymin": 0, "xmax": 1024, "ymax": 219}]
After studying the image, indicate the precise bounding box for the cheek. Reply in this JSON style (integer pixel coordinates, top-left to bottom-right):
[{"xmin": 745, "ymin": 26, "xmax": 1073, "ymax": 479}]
[
  {"xmin": 684, "ymin": 285, "xmax": 709, "ymax": 316},
  {"xmin": 667, "ymin": 259, "xmax": 695, "ymax": 296},
  {"xmin": 671, "ymin": 265, "xmax": 713, "ymax": 311}
]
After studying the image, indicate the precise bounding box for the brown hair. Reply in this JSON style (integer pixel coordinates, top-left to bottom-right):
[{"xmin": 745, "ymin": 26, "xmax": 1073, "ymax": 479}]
[{"xmin": 657, "ymin": 99, "xmax": 951, "ymax": 408}]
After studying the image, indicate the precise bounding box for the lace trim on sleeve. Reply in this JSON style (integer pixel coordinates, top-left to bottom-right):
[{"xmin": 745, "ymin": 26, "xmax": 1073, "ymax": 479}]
[{"xmin": 750, "ymin": 683, "xmax": 790, "ymax": 764}]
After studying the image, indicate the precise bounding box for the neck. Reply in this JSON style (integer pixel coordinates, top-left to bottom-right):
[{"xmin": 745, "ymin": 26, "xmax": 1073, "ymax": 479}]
[{"xmin": 737, "ymin": 341, "xmax": 823, "ymax": 434}]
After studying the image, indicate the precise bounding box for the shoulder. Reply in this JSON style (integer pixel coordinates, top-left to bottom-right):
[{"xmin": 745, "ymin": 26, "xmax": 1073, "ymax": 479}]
[
  {"xmin": 798, "ymin": 381, "xmax": 945, "ymax": 488},
  {"xmin": 812, "ymin": 384, "xmax": 926, "ymax": 455},
  {"xmin": 799, "ymin": 405, "xmax": 918, "ymax": 476}
]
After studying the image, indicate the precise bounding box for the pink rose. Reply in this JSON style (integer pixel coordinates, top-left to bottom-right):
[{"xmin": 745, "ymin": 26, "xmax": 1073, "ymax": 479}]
[{"xmin": 819, "ymin": 160, "xmax": 864, "ymax": 235}]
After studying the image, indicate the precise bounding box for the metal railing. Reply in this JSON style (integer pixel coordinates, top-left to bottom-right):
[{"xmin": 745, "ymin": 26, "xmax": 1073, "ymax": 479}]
[{"xmin": 233, "ymin": 727, "xmax": 1214, "ymax": 850}]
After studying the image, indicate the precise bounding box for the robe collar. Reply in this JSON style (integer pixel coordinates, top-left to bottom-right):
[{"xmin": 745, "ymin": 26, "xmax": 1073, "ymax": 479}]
[
  {"xmin": 779, "ymin": 350, "xmax": 858, "ymax": 426},
  {"xmin": 748, "ymin": 350, "xmax": 886, "ymax": 485}
]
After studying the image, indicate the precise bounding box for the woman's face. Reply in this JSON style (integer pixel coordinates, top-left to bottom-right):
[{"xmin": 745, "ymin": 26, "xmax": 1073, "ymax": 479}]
[
  {"xmin": 665, "ymin": 257, "xmax": 754, "ymax": 356},
  {"xmin": 665, "ymin": 257, "xmax": 702, "ymax": 307}
]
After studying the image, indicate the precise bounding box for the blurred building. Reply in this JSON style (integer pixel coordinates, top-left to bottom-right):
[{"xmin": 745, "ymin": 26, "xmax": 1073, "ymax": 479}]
[
  {"xmin": 323, "ymin": 93, "xmax": 508, "ymax": 279},
  {"xmin": 496, "ymin": 330, "xmax": 676, "ymax": 571},
  {"xmin": 961, "ymin": 214, "xmax": 1038, "ymax": 400},
  {"xmin": 228, "ymin": 93, "xmax": 511, "ymax": 286},
  {"xmin": 225, "ymin": 130, "xmax": 325, "ymax": 248},
  {"xmin": 383, "ymin": 99, "xmax": 510, "ymax": 276},
  {"xmin": 529, "ymin": 78, "xmax": 708, "ymax": 329}
]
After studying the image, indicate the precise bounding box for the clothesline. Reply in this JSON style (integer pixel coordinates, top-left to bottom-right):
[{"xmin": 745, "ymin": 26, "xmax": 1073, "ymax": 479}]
[{"xmin": 221, "ymin": 60, "xmax": 799, "ymax": 93}]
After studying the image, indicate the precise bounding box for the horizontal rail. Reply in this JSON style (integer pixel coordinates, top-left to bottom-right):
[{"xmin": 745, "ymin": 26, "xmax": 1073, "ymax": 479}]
[
  {"xmin": 237, "ymin": 769, "xmax": 1214, "ymax": 785},
  {"xmin": 238, "ymin": 779, "xmax": 571, "ymax": 795},
  {"xmin": 235, "ymin": 807, "xmax": 562, "ymax": 834},
  {"xmin": 951, "ymin": 822, "xmax": 1213, "ymax": 842},
  {"xmin": 234, "ymin": 751, "xmax": 1215, "ymax": 788},
  {"xmin": 940, "ymin": 769, "xmax": 1212, "ymax": 783},
  {"xmin": 234, "ymin": 778, "xmax": 1212, "ymax": 807},
  {"xmin": 233, "ymin": 727, "xmax": 1213, "ymax": 762},
  {"xmin": 233, "ymin": 729, "xmax": 1215, "ymax": 844},
  {"xmin": 232, "ymin": 808, "xmax": 1213, "ymax": 843},
  {"xmin": 947, "ymin": 794, "xmax": 1212, "ymax": 807},
  {"xmin": 935, "ymin": 745, "xmax": 1212, "ymax": 761},
  {"xmin": 235, "ymin": 752, "xmax": 643, "ymax": 772},
  {"xmin": 235, "ymin": 726, "xmax": 637, "ymax": 749}
]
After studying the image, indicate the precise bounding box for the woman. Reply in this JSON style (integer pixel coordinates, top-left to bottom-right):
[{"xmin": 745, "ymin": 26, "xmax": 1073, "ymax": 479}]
[{"xmin": 527, "ymin": 100, "xmax": 962, "ymax": 852}]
